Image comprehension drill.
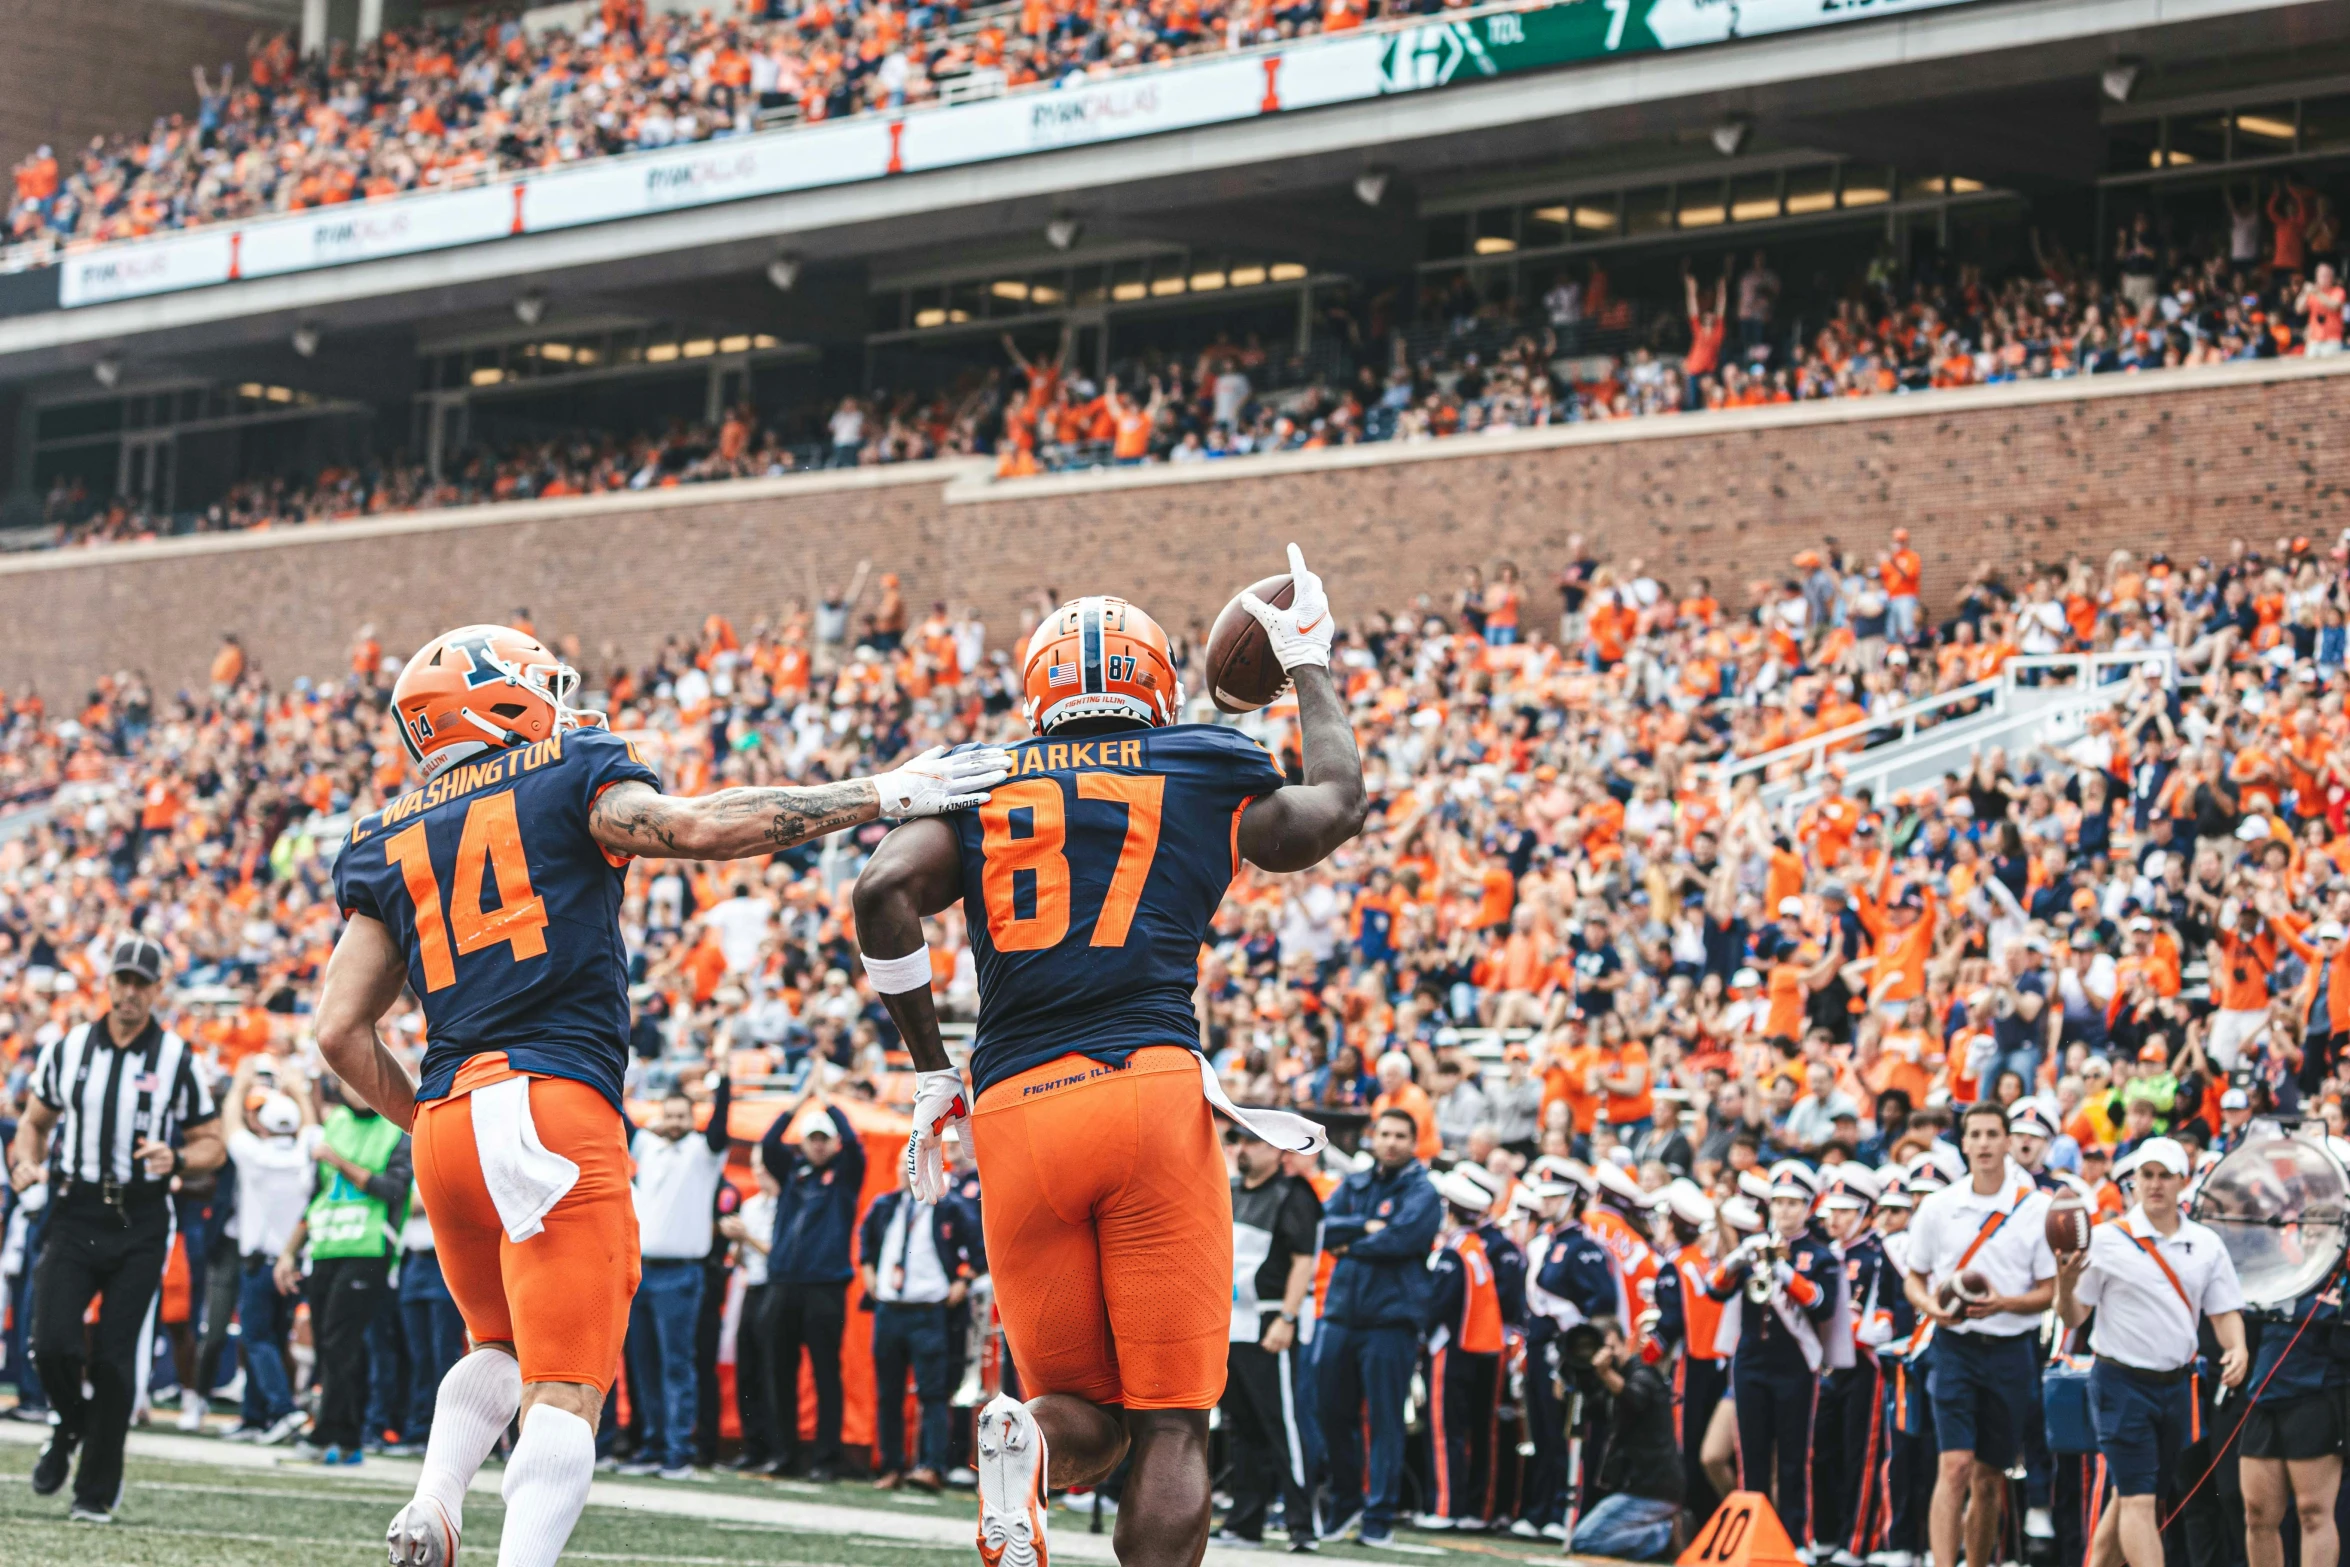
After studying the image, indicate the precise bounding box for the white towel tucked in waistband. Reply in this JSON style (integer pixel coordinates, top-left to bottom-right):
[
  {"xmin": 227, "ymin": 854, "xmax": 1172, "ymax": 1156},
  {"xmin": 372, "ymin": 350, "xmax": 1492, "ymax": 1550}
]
[
  {"xmin": 1197, "ymin": 1052, "xmax": 1328, "ymax": 1157},
  {"xmin": 469, "ymin": 1075, "xmax": 580, "ymax": 1243}
]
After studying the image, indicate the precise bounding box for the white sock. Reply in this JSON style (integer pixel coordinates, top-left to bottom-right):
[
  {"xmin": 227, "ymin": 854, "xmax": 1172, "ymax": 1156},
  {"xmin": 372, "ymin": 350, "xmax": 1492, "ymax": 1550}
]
[
  {"xmin": 413, "ymin": 1348, "xmax": 523, "ymax": 1534},
  {"xmin": 497, "ymin": 1407, "xmax": 596, "ymax": 1567}
]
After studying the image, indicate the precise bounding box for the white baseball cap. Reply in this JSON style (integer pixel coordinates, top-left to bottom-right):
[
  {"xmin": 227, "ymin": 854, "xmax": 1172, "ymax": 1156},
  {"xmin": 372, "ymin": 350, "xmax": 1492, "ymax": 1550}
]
[{"xmin": 2117, "ymin": 1136, "xmax": 2192, "ymax": 1179}]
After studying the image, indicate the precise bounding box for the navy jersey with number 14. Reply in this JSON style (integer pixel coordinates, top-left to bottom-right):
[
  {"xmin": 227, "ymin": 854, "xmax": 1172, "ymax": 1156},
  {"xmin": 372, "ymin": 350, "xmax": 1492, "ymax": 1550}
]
[
  {"xmin": 332, "ymin": 726, "xmax": 660, "ymax": 1114},
  {"xmin": 948, "ymin": 724, "xmax": 1283, "ymax": 1096}
]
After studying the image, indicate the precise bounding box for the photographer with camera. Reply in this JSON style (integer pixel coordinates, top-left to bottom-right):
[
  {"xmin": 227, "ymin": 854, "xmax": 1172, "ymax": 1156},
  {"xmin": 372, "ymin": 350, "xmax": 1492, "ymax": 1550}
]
[{"xmin": 1565, "ymin": 1315, "xmax": 1683, "ymax": 1560}]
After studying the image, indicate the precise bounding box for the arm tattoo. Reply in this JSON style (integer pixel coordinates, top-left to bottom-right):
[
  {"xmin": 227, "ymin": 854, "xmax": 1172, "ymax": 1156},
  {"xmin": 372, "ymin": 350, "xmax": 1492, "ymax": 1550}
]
[
  {"xmin": 594, "ymin": 785, "xmax": 687, "ymax": 853},
  {"xmin": 591, "ymin": 779, "xmax": 877, "ymax": 858},
  {"xmin": 718, "ymin": 780, "xmax": 875, "ymax": 849}
]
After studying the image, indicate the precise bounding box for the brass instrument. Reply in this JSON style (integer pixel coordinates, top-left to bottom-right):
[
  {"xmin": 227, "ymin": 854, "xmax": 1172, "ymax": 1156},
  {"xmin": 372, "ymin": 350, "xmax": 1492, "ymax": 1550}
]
[{"xmin": 1745, "ymin": 1233, "xmax": 1788, "ymax": 1303}]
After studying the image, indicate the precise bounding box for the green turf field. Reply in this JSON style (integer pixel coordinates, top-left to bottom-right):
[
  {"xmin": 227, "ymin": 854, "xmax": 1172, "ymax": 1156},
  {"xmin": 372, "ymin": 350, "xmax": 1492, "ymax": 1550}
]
[{"xmin": 0, "ymin": 1431, "xmax": 1513, "ymax": 1566}]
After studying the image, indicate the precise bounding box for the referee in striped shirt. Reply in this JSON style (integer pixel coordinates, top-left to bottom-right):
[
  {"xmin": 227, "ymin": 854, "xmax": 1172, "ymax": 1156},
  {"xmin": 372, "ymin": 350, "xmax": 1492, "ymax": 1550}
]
[{"xmin": 6, "ymin": 936, "xmax": 223, "ymax": 1523}]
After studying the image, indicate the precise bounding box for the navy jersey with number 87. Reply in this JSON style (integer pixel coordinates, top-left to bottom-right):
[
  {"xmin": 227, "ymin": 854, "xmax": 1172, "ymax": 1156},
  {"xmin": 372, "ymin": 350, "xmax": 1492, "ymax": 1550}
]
[
  {"xmin": 947, "ymin": 724, "xmax": 1284, "ymax": 1097},
  {"xmin": 332, "ymin": 727, "xmax": 659, "ymax": 1114}
]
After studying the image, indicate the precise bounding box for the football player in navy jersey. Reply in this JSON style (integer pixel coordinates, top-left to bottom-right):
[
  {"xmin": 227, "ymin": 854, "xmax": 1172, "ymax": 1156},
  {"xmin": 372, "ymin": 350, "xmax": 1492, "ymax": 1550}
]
[
  {"xmin": 853, "ymin": 547, "xmax": 1366, "ymax": 1567},
  {"xmin": 309, "ymin": 624, "xmax": 1009, "ymax": 1567}
]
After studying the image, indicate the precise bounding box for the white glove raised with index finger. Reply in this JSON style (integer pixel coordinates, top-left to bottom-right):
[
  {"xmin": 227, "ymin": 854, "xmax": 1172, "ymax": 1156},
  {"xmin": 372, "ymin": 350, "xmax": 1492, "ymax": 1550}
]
[
  {"xmin": 1238, "ymin": 542, "xmax": 1334, "ymax": 672},
  {"xmin": 872, "ymin": 745, "xmax": 1013, "ymax": 819}
]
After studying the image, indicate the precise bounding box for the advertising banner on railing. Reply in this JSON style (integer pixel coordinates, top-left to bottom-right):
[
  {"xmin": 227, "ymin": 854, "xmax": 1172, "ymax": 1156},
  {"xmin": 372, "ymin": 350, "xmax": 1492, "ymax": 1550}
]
[{"xmin": 52, "ymin": 0, "xmax": 1983, "ymax": 311}]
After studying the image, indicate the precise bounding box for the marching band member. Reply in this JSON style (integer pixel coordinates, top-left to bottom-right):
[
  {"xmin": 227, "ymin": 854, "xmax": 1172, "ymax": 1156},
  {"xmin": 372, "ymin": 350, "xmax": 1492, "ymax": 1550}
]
[
  {"xmin": 1710, "ymin": 1162, "xmax": 1845, "ymax": 1552},
  {"xmin": 1517, "ymin": 1159, "xmax": 1619, "ymax": 1541},
  {"xmin": 1652, "ymin": 1179, "xmax": 1729, "ymax": 1520},
  {"xmin": 1872, "ymin": 1170, "xmax": 1928, "ymax": 1567},
  {"xmin": 1419, "ymin": 1165, "xmax": 1525, "ymax": 1532},
  {"xmin": 1817, "ymin": 1166, "xmax": 1893, "ymax": 1567}
]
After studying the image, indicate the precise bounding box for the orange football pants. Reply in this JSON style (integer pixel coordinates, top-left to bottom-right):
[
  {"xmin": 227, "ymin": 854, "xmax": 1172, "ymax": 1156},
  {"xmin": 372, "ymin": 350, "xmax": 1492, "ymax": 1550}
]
[
  {"xmin": 410, "ymin": 1055, "xmax": 640, "ymax": 1390},
  {"xmin": 971, "ymin": 1045, "xmax": 1233, "ymax": 1411}
]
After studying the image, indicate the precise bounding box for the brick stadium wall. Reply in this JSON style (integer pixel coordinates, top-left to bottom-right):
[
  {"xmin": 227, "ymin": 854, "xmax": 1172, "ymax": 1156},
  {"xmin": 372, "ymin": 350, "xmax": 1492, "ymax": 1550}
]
[
  {"xmin": 0, "ymin": 0, "xmax": 270, "ymax": 181},
  {"xmin": 5, "ymin": 355, "xmax": 2349, "ymax": 700}
]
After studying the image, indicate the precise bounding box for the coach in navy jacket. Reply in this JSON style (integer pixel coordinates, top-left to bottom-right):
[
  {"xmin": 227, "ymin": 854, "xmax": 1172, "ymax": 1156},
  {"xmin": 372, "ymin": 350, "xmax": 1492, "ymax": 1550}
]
[
  {"xmin": 1316, "ymin": 1107, "xmax": 1443, "ymax": 1544},
  {"xmin": 754, "ymin": 1090, "xmax": 866, "ymax": 1479}
]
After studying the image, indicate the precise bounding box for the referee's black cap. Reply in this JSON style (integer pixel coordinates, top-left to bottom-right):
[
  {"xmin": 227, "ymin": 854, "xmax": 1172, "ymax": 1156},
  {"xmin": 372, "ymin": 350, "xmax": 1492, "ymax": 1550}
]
[{"xmin": 109, "ymin": 935, "xmax": 167, "ymax": 985}]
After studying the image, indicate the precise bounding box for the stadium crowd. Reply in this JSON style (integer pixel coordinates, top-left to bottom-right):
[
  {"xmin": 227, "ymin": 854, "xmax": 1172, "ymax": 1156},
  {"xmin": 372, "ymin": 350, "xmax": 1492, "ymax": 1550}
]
[
  {"xmin": 28, "ymin": 186, "xmax": 2350, "ymax": 552},
  {"xmin": 4, "ymin": 523, "xmax": 2350, "ymax": 1558},
  {"xmin": 5, "ymin": 0, "xmax": 1356, "ymax": 258}
]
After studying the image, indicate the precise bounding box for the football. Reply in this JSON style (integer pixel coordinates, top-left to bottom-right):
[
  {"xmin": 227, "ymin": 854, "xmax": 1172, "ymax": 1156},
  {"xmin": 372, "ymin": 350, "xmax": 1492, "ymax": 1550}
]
[
  {"xmin": 2046, "ymin": 1189, "xmax": 2093, "ymax": 1255},
  {"xmin": 1936, "ymin": 1269, "xmax": 1995, "ymax": 1313},
  {"xmin": 1204, "ymin": 573, "xmax": 1295, "ymax": 713}
]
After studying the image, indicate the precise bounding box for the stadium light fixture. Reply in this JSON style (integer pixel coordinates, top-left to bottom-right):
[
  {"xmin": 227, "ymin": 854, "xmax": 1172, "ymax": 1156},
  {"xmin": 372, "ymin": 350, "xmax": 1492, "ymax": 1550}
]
[
  {"xmin": 1710, "ymin": 120, "xmax": 1750, "ymax": 157},
  {"xmin": 1353, "ymin": 168, "xmax": 1391, "ymax": 208},
  {"xmin": 765, "ymin": 254, "xmax": 802, "ymax": 292},
  {"xmin": 1045, "ymin": 216, "xmax": 1083, "ymax": 252},
  {"xmin": 93, "ymin": 357, "xmax": 122, "ymax": 389},
  {"xmin": 291, "ymin": 324, "xmax": 321, "ymax": 358},
  {"xmin": 2102, "ymin": 61, "xmax": 2141, "ymax": 103},
  {"xmin": 513, "ymin": 290, "xmax": 548, "ymax": 326}
]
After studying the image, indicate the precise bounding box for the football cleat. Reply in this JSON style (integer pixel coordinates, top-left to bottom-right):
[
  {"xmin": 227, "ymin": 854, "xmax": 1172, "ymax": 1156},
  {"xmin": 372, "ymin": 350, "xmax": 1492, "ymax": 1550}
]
[
  {"xmin": 976, "ymin": 1394, "xmax": 1049, "ymax": 1567},
  {"xmin": 386, "ymin": 1495, "xmax": 460, "ymax": 1567}
]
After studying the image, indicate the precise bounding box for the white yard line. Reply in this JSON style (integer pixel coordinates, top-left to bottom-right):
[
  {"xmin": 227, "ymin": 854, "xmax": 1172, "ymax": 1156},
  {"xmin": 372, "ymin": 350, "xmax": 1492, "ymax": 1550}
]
[{"xmin": 0, "ymin": 1418, "xmax": 1289, "ymax": 1565}]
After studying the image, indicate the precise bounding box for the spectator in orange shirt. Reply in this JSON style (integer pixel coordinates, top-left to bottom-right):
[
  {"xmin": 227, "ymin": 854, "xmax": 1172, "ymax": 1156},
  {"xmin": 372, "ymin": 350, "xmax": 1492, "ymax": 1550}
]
[
  {"xmin": 209, "ymin": 633, "xmax": 245, "ymax": 695},
  {"xmin": 2208, "ymin": 895, "xmax": 2285, "ymax": 1071},
  {"xmin": 1371, "ymin": 1049, "xmax": 1441, "ymax": 1163}
]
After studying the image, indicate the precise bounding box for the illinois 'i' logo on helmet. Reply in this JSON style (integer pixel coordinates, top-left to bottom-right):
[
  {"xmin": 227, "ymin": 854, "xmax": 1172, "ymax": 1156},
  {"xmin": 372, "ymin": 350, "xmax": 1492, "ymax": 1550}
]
[{"xmin": 391, "ymin": 624, "xmax": 602, "ymax": 778}]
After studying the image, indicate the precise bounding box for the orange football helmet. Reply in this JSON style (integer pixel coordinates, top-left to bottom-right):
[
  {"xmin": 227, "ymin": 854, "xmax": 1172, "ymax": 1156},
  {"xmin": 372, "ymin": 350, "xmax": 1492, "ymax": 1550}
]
[
  {"xmin": 390, "ymin": 624, "xmax": 604, "ymax": 780},
  {"xmin": 1022, "ymin": 596, "xmax": 1182, "ymax": 733}
]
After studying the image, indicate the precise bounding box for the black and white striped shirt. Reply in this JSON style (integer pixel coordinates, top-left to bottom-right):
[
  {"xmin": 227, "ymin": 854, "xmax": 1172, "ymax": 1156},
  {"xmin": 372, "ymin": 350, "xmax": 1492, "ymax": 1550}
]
[{"xmin": 32, "ymin": 1019, "xmax": 217, "ymax": 1192}]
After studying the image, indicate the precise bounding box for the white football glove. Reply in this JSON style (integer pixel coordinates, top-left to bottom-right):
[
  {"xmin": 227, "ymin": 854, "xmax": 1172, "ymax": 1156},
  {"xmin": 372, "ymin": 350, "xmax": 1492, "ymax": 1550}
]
[
  {"xmin": 872, "ymin": 745, "xmax": 1013, "ymax": 819},
  {"xmin": 905, "ymin": 1068, "xmax": 970, "ymax": 1205},
  {"xmin": 1238, "ymin": 542, "xmax": 1334, "ymax": 672}
]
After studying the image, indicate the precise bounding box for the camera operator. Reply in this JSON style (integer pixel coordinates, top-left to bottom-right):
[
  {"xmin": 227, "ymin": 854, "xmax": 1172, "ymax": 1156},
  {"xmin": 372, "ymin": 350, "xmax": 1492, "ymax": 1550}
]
[{"xmin": 1566, "ymin": 1315, "xmax": 1684, "ymax": 1561}]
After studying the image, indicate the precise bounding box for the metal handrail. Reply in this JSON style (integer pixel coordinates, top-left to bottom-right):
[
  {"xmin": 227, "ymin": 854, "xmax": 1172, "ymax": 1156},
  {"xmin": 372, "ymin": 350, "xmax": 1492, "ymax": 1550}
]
[
  {"xmin": 1719, "ymin": 644, "xmax": 2186, "ymax": 798},
  {"xmin": 1714, "ymin": 677, "xmax": 2004, "ymax": 791}
]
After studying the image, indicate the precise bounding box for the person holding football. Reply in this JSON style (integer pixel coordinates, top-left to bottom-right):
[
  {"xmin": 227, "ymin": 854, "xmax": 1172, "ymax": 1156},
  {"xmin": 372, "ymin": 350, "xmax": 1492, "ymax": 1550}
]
[{"xmin": 852, "ymin": 545, "xmax": 1366, "ymax": 1567}]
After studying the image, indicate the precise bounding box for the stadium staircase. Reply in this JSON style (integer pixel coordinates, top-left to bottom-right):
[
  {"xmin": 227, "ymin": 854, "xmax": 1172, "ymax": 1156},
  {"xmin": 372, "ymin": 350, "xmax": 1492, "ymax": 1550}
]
[{"xmin": 1723, "ymin": 651, "xmax": 2177, "ymax": 817}]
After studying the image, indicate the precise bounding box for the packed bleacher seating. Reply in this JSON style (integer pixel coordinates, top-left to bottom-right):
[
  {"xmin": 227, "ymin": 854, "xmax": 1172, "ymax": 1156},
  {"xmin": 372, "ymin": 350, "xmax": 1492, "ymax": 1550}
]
[{"xmin": 5, "ymin": 0, "xmax": 1358, "ymax": 258}]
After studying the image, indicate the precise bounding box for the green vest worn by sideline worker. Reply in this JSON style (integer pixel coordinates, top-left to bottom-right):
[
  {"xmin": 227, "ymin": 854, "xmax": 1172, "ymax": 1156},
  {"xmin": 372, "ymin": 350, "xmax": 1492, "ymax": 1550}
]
[{"xmin": 306, "ymin": 1107, "xmax": 407, "ymax": 1259}]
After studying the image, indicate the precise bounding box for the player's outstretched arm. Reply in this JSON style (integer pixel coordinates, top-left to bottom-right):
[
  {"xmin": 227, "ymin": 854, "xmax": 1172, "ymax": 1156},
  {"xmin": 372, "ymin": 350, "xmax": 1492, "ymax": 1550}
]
[
  {"xmin": 315, "ymin": 913, "xmax": 423, "ymax": 1131},
  {"xmin": 850, "ymin": 818, "xmax": 965, "ymax": 1075},
  {"xmin": 588, "ymin": 745, "xmax": 1013, "ymax": 860},
  {"xmin": 1232, "ymin": 544, "xmax": 1367, "ymax": 873}
]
